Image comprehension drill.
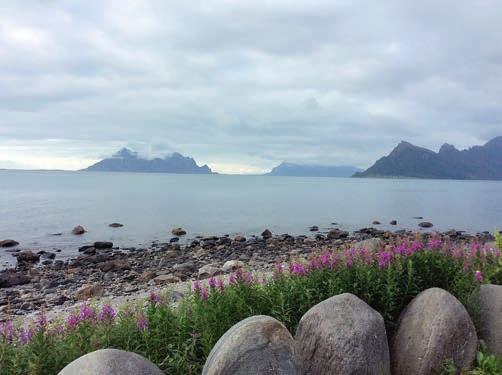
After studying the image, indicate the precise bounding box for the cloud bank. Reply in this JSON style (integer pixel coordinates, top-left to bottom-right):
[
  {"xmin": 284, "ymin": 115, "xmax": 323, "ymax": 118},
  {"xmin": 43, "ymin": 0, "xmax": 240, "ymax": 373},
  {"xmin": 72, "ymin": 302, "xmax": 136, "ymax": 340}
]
[{"xmin": 1, "ymin": 0, "xmax": 501, "ymax": 172}]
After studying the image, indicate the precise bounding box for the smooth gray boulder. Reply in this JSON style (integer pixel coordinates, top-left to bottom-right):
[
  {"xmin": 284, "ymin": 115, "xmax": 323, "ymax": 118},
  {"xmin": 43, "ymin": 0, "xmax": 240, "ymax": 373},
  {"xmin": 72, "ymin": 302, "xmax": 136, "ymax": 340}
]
[
  {"xmin": 391, "ymin": 288, "xmax": 478, "ymax": 375},
  {"xmin": 202, "ymin": 315, "xmax": 302, "ymax": 375},
  {"xmin": 58, "ymin": 349, "xmax": 163, "ymax": 375},
  {"xmin": 295, "ymin": 293, "xmax": 390, "ymax": 375},
  {"xmin": 479, "ymin": 284, "xmax": 502, "ymax": 355}
]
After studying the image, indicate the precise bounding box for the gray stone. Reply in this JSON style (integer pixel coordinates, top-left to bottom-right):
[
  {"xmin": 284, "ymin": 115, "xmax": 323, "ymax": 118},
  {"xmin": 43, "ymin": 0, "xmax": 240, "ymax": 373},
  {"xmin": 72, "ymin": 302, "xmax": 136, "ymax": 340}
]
[
  {"xmin": 109, "ymin": 223, "xmax": 124, "ymax": 228},
  {"xmin": 202, "ymin": 315, "xmax": 302, "ymax": 375},
  {"xmin": 353, "ymin": 238, "xmax": 384, "ymax": 252},
  {"xmin": 222, "ymin": 260, "xmax": 244, "ymax": 272},
  {"xmin": 0, "ymin": 239, "xmax": 19, "ymax": 248},
  {"xmin": 72, "ymin": 225, "xmax": 86, "ymax": 235},
  {"xmin": 261, "ymin": 229, "xmax": 272, "ymax": 239},
  {"xmin": 58, "ymin": 348, "xmax": 163, "ymax": 375},
  {"xmin": 418, "ymin": 221, "xmax": 433, "ymax": 228},
  {"xmin": 94, "ymin": 241, "xmax": 113, "ymax": 249},
  {"xmin": 391, "ymin": 288, "xmax": 478, "ymax": 375},
  {"xmin": 295, "ymin": 293, "xmax": 390, "ymax": 375},
  {"xmin": 479, "ymin": 284, "xmax": 502, "ymax": 355},
  {"xmin": 171, "ymin": 227, "xmax": 187, "ymax": 236},
  {"xmin": 198, "ymin": 264, "xmax": 220, "ymax": 278}
]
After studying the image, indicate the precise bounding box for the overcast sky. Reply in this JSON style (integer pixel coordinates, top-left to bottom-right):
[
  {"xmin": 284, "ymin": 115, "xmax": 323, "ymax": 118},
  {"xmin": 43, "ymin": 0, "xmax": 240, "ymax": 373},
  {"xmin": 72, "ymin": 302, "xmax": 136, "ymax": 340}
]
[{"xmin": 1, "ymin": 0, "xmax": 501, "ymax": 173}]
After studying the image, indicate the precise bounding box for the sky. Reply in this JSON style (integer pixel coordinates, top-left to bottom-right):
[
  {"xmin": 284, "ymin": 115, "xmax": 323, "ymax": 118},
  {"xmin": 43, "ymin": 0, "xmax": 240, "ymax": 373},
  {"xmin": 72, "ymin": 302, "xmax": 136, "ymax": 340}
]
[{"xmin": 1, "ymin": 0, "xmax": 502, "ymax": 174}]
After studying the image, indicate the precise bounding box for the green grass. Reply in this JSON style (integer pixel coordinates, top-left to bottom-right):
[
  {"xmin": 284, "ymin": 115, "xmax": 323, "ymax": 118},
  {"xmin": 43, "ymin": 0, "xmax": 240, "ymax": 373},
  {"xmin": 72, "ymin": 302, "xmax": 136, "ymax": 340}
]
[{"xmin": 0, "ymin": 238, "xmax": 501, "ymax": 374}]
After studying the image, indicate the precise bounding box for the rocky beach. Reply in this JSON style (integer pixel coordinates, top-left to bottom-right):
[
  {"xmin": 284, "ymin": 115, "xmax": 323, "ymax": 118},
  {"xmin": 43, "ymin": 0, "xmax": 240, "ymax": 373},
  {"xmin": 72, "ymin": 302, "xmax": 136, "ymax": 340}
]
[{"xmin": 0, "ymin": 223, "xmax": 497, "ymax": 321}]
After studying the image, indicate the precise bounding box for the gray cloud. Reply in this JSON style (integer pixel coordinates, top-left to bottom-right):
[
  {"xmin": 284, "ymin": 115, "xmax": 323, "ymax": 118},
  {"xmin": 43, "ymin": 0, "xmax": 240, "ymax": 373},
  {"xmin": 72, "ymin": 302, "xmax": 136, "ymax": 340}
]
[{"xmin": 1, "ymin": 0, "xmax": 502, "ymax": 172}]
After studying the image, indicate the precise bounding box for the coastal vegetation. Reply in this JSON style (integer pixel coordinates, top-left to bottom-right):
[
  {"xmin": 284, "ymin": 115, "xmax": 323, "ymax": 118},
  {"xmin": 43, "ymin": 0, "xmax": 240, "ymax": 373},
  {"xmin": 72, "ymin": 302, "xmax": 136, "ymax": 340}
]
[{"xmin": 0, "ymin": 235, "xmax": 501, "ymax": 374}]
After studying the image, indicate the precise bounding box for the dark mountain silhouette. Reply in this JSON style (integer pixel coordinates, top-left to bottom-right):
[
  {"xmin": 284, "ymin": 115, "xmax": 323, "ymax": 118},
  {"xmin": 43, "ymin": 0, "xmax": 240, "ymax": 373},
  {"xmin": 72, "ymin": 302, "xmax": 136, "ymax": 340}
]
[
  {"xmin": 354, "ymin": 137, "xmax": 502, "ymax": 180},
  {"xmin": 266, "ymin": 162, "xmax": 361, "ymax": 177},
  {"xmin": 82, "ymin": 148, "xmax": 214, "ymax": 174}
]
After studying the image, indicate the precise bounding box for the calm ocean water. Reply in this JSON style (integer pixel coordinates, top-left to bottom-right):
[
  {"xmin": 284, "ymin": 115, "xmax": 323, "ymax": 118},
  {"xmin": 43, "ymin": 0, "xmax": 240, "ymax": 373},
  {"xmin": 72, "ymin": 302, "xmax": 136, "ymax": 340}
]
[{"xmin": 1, "ymin": 170, "xmax": 502, "ymax": 268}]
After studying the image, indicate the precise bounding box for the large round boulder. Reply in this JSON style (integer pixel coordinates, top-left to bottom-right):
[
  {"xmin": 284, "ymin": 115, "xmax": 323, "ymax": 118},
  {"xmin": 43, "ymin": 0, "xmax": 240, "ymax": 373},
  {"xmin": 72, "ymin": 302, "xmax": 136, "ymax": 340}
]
[
  {"xmin": 390, "ymin": 288, "xmax": 478, "ymax": 375},
  {"xmin": 58, "ymin": 349, "xmax": 163, "ymax": 375},
  {"xmin": 0, "ymin": 239, "xmax": 19, "ymax": 248},
  {"xmin": 72, "ymin": 225, "xmax": 86, "ymax": 235},
  {"xmin": 479, "ymin": 284, "xmax": 502, "ymax": 355},
  {"xmin": 295, "ymin": 293, "xmax": 390, "ymax": 375},
  {"xmin": 202, "ymin": 315, "xmax": 302, "ymax": 375}
]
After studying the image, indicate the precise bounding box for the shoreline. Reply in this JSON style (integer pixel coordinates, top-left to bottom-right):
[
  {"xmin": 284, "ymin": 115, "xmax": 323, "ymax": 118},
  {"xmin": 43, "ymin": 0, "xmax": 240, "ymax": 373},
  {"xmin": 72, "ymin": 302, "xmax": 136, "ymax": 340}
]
[{"xmin": 0, "ymin": 226, "xmax": 497, "ymax": 321}]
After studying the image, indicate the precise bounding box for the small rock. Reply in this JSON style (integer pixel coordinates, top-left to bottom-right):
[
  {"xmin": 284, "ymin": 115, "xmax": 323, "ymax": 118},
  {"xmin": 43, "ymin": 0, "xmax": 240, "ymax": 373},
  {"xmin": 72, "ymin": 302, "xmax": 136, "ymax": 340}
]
[
  {"xmin": 72, "ymin": 225, "xmax": 86, "ymax": 235},
  {"xmin": 390, "ymin": 220, "xmax": 397, "ymax": 225},
  {"xmin": 139, "ymin": 270, "xmax": 157, "ymax": 283},
  {"xmin": 169, "ymin": 237, "xmax": 180, "ymax": 243},
  {"xmin": 234, "ymin": 235, "xmax": 246, "ymax": 242},
  {"xmin": 108, "ymin": 223, "xmax": 124, "ymax": 228},
  {"xmin": 94, "ymin": 241, "xmax": 113, "ymax": 249},
  {"xmin": 418, "ymin": 221, "xmax": 433, "ymax": 228},
  {"xmin": 15, "ymin": 251, "xmax": 40, "ymax": 263},
  {"xmin": 171, "ymin": 227, "xmax": 187, "ymax": 236},
  {"xmin": 202, "ymin": 315, "xmax": 302, "ymax": 375},
  {"xmin": 153, "ymin": 274, "xmax": 181, "ymax": 285},
  {"xmin": 99, "ymin": 259, "xmax": 131, "ymax": 273},
  {"xmin": 390, "ymin": 288, "xmax": 477, "ymax": 374},
  {"xmin": 295, "ymin": 293, "xmax": 390, "ymax": 375},
  {"xmin": 58, "ymin": 349, "xmax": 164, "ymax": 375},
  {"xmin": 372, "ymin": 220, "xmax": 381, "ymax": 225},
  {"xmin": 222, "ymin": 260, "xmax": 245, "ymax": 272},
  {"xmin": 479, "ymin": 284, "xmax": 502, "ymax": 355},
  {"xmin": 309, "ymin": 226, "xmax": 319, "ymax": 232},
  {"xmin": 0, "ymin": 239, "xmax": 19, "ymax": 248},
  {"xmin": 0, "ymin": 272, "xmax": 31, "ymax": 288},
  {"xmin": 326, "ymin": 228, "xmax": 349, "ymax": 240},
  {"xmin": 198, "ymin": 264, "xmax": 221, "ymax": 278},
  {"xmin": 261, "ymin": 229, "xmax": 272, "ymax": 239},
  {"xmin": 75, "ymin": 284, "xmax": 105, "ymax": 300}
]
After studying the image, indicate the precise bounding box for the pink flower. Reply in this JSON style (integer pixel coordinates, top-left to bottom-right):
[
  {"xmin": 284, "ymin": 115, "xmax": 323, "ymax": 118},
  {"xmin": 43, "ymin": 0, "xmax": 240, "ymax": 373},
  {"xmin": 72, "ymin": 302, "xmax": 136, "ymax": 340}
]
[
  {"xmin": 192, "ymin": 279, "xmax": 202, "ymax": 293},
  {"xmin": 290, "ymin": 263, "xmax": 307, "ymax": 276},
  {"xmin": 320, "ymin": 251, "xmax": 331, "ymax": 267},
  {"xmin": 428, "ymin": 238, "xmax": 443, "ymax": 250},
  {"xmin": 99, "ymin": 304, "xmax": 116, "ymax": 322},
  {"xmin": 208, "ymin": 275, "xmax": 217, "ymax": 289},
  {"xmin": 148, "ymin": 291, "xmax": 162, "ymax": 304},
  {"xmin": 475, "ymin": 270, "xmax": 483, "ymax": 283},
  {"xmin": 216, "ymin": 276, "xmax": 225, "ymax": 291},
  {"xmin": 136, "ymin": 314, "xmax": 148, "ymax": 332},
  {"xmin": 377, "ymin": 251, "xmax": 393, "ymax": 269},
  {"xmin": 200, "ymin": 287, "xmax": 209, "ymax": 301}
]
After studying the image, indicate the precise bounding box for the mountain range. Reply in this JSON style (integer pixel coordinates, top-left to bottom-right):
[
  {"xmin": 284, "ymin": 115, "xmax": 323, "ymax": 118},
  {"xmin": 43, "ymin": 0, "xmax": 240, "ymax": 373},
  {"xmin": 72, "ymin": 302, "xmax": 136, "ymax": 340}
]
[
  {"xmin": 266, "ymin": 162, "xmax": 361, "ymax": 177},
  {"xmin": 82, "ymin": 148, "xmax": 214, "ymax": 174},
  {"xmin": 354, "ymin": 136, "xmax": 502, "ymax": 180}
]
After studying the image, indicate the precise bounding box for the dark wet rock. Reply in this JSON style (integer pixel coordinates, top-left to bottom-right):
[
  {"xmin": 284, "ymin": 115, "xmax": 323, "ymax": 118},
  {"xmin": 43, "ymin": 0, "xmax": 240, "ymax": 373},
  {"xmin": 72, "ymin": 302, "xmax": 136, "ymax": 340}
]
[
  {"xmin": 99, "ymin": 259, "xmax": 131, "ymax": 273},
  {"xmin": 72, "ymin": 225, "xmax": 86, "ymax": 235},
  {"xmin": 309, "ymin": 226, "xmax": 319, "ymax": 232},
  {"xmin": 418, "ymin": 221, "xmax": 433, "ymax": 228},
  {"xmin": 171, "ymin": 227, "xmax": 187, "ymax": 236},
  {"xmin": 202, "ymin": 315, "xmax": 302, "ymax": 375},
  {"xmin": 326, "ymin": 228, "xmax": 349, "ymax": 240},
  {"xmin": 94, "ymin": 241, "xmax": 113, "ymax": 249},
  {"xmin": 234, "ymin": 235, "xmax": 246, "ymax": 242},
  {"xmin": 0, "ymin": 272, "xmax": 31, "ymax": 288},
  {"xmin": 169, "ymin": 237, "xmax": 180, "ymax": 243},
  {"xmin": 39, "ymin": 251, "xmax": 56, "ymax": 260},
  {"xmin": 261, "ymin": 229, "xmax": 272, "ymax": 239},
  {"xmin": 58, "ymin": 349, "xmax": 164, "ymax": 375},
  {"xmin": 0, "ymin": 239, "xmax": 19, "ymax": 248},
  {"xmin": 372, "ymin": 220, "xmax": 381, "ymax": 225},
  {"xmin": 50, "ymin": 233, "xmax": 63, "ymax": 236},
  {"xmin": 108, "ymin": 223, "xmax": 124, "ymax": 228},
  {"xmin": 413, "ymin": 216, "xmax": 424, "ymax": 219},
  {"xmin": 295, "ymin": 293, "xmax": 390, "ymax": 375},
  {"xmin": 15, "ymin": 251, "xmax": 40, "ymax": 263},
  {"xmin": 390, "ymin": 288, "xmax": 477, "ymax": 375},
  {"xmin": 390, "ymin": 220, "xmax": 397, "ymax": 225}
]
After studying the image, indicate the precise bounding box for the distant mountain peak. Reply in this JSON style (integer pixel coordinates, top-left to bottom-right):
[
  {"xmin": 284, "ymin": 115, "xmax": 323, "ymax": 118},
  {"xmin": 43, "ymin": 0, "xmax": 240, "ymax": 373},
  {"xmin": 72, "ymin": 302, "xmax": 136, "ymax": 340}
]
[
  {"xmin": 355, "ymin": 136, "xmax": 502, "ymax": 180},
  {"xmin": 113, "ymin": 148, "xmax": 138, "ymax": 159},
  {"xmin": 266, "ymin": 162, "xmax": 361, "ymax": 177},
  {"xmin": 439, "ymin": 143, "xmax": 458, "ymax": 153},
  {"xmin": 83, "ymin": 148, "xmax": 214, "ymax": 174}
]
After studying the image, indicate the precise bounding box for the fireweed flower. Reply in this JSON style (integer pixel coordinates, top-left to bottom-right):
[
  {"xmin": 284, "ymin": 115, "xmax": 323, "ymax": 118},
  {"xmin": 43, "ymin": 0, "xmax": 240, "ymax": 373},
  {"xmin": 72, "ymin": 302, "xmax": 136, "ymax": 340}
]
[
  {"xmin": 208, "ymin": 275, "xmax": 217, "ymax": 289},
  {"xmin": 18, "ymin": 328, "xmax": 29, "ymax": 345},
  {"xmin": 100, "ymin": 304, "xmax": 116, "ymax": 322},
  {"xmin": 291, "ymin": 263, "xmax": 307, "ymax": 276},
  {"xmin": 200, "ymin": 286, "xmax": 209, "ymax": 301},
  {"xmin": 377, "ymin": 251, "xmax": 393, "ymax": 269},
  {"xmin": 192, "ymin": 279, "xmax": 202, "ymax": 293},
  {"xmin": 428, "ymin": 238, "xmax": 443, "ymax": 250},
  {"xmin": 229, "ymin": 273, "xmax": 238, "ymax": 285},
  {"xmin": 216, "ymin": 276, "xmax": 225, "ymax": 291},
  {"xmin": 475, "ymin": 270, "xmax": 483, "ymax": 283},
  {"xmin": 320, "ymin": 251, "xmax": 331, "ymax": 267},
  {"xmin": 273, "ymin": 261, "xmax": 284, "ymax": 278},
  {"xmin": 136, "ymin": 314, "xmax": 148, "ymax": 332},
  {"xmin": 0, "ymin": 321, "xmax": 14, "ymax": 342}
]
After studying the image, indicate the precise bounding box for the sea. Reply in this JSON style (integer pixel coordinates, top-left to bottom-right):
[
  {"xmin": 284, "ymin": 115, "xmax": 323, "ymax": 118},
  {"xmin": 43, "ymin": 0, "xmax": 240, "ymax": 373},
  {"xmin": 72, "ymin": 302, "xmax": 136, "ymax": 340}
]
[{"xmin": 1, "ymin": 170, "xmax": 502, "ymax": 268}]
